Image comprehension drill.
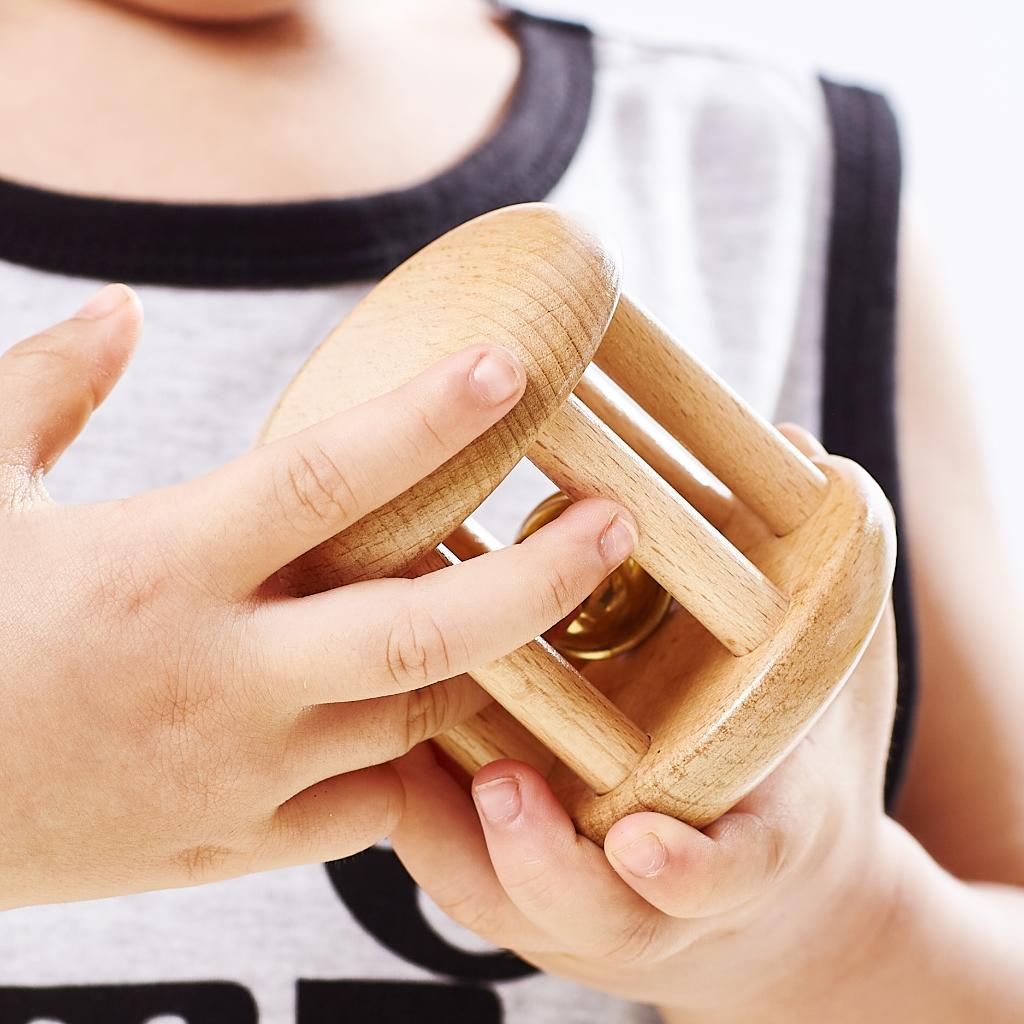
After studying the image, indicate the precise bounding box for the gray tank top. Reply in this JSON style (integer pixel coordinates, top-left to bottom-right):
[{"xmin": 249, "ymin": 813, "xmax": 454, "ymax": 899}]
[{"xmin": 0, "ymin": 10, "xmax": 909, "ymax": 1023}]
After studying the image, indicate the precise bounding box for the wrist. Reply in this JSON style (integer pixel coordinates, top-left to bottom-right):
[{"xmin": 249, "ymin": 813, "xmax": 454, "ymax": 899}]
[
  {"xmin": 758, "ymin": 818, "xmax": 1024, "ymax": 1024},
  {"xmin": 656, "ymin": 816, "xmax": 1024, "ymax": 1024}
]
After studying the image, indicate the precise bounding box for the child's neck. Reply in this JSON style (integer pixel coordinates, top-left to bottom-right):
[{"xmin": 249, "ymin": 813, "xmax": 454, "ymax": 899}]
[{"xmin": 0, "ymin": 0, "xmax": 519, "ymax": 202}]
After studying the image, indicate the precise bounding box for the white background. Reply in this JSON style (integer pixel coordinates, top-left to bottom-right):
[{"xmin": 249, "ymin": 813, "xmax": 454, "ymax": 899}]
[{"xmin": 528, "ymin": 0, "xmax": 1024, "ymax": 579}]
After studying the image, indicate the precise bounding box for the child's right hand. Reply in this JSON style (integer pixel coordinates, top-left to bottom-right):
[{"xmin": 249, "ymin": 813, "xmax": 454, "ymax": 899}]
[{"xmin": 0, "ymin": 284, "xmax": 635, "ymax": 910}]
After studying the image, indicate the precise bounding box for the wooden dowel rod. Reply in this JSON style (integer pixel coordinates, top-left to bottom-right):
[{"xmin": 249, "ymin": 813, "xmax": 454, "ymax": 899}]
[
  {"xmin": 574, "ymin": 368, "xmax": 735, "ymax": 530},
  {"xmin": 469, "ymin": 639, "xmax": 650, "ymax": 793},
  {"xmin": 530, "ymin": 396, "xmax": 789, "ymax": 656},
  {"xmin": 435, "ymin": 703, "xmax": 556, "ymax": 778},
  {"xmin": 445, "ymin": 518, "xmax": 501, "ymax": 561},
  {"xmin": 423, "ymin": 540, "xmax": 651, "ymax": 794},
  {"xmin": 595, "ymin": 295, "xmax": 828, "ymax": 536}
]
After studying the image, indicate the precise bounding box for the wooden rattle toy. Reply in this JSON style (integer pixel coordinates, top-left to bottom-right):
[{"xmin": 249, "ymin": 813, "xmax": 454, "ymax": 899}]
[{"xmin": 258, "ymin": 203, "xmax": 896, "ymax": 842}]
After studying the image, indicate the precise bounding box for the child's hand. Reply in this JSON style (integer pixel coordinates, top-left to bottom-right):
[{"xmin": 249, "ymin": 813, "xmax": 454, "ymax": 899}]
[
  {"xmin": 0, "ymin": 285, "xmax": 635, "ymax": 910},
  {"xmin": 393, "ymin": 428, "xmax": 905, "ymax": 1022}
]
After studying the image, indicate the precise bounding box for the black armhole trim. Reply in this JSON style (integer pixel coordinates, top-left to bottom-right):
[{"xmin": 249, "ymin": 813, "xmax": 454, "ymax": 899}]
[{"xmin": 818, "ymin": 78, "xmax": 917, "ymax": 809}]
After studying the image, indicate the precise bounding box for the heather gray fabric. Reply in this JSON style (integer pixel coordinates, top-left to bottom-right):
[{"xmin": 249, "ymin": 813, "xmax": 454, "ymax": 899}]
[{"xmin": 0, "ymin": 28, "xmax": 830, "ymax": 1024}]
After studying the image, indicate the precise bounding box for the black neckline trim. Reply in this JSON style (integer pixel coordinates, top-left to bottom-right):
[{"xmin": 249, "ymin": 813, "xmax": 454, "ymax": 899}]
[{"xmin": 0, "ymin": 10, "xmax": 593, "ymax": 288}]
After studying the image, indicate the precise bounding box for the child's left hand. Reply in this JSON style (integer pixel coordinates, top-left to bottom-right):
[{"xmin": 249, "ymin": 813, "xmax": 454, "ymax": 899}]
[{"xmin": 392, "ymin": 435, "xmax": 909, "ymax": 1022}]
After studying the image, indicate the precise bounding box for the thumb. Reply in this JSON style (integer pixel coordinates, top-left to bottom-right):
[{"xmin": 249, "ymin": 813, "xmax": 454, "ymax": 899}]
[
  {"xmin": 604, "ymin": 805, "xmax": 793, "ymax": 920},
  {"xmin": 0, "ymin": 284, "xmax": 142, "ymax": 501}
]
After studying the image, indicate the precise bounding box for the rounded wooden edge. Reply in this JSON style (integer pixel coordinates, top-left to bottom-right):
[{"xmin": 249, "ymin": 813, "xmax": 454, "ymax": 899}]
[
  {"xmin": 251, "ymin": 202, "xmax": 624, "ymax": 591},
  {"xmin": 565, "ymin": 456, "xmax": 897, "ymax": 841},
  {"xmin": 257, "ymin": 202, "xmax": 622, "ymax": 446}
]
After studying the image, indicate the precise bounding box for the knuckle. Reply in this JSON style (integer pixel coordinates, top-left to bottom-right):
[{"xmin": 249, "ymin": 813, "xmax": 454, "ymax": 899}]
[
  {"xmin": 170, "ymin": 842, "xmax": 237, "ymax": 885},
  {"xmin": 383, "ymin": 603, "xmax": 459, "ymax": 690},
  {"xmin": 502, "ymin": 859, "xmax": 557, "ymax": 914},
  {"xmin": 600, "ymin": 913, "xmax": 664, "ymax": 966},
  {"xmin": 739, "ymin": 811, "xmax": 789, "ymax": 888},
  {"xmin": 403, "ymin": 683, "xmax": 452, "ymax": 751},
  {"xmin": 431, "ymin": 886, "xmax": 506, "ymax": 944},
  {"xmin": 162, "ymin": 660, "xmax": 220, "ymax": 730},
  {"xmin": 399, "ymin": 403, "xmax": 449, "ymax": 464},
  {"xmin": 84, "ymin": 502, "xmax": 198, "ymax": 608},
  {"xmin": 89, "ymin": 549, "xmax": 160, "ymax": 625},
  {"xmin": 277, "ymin": 439, "xmax": 358, "ymax": 532},
  {"xmin": 539, "ymin": 566, "xmax": 584, "ymax": 624},
  {"xmin": 4, "ymin": 331, "xmax": 102, "ymax": 399}
]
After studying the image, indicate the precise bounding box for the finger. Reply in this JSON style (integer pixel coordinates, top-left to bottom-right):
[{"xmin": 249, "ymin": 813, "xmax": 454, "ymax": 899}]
[
  {"xmin": 168, "ymin": 344, "xmax": 527, "ymax": 596},
  {"xmin": 260, "ymin": 763, "xmax": 405, "ymax": 869},
  {"xmin": 392, "ymin": 744, "xmax": 553, "ymax": 953},
  {"xmin": 278, "ymin": 674, "xmax": 491, "ymax": 795},
  {"xmin": 469, "ymin": 760, "xmax": 678, "ymax": 964},
  {"xmin": 605, "ymin": 716, "xmax": 830, "ymax": 919},
  {"xmin": 776, "ymin": 421, "xmax": 827, "ymax": 459},
  {"xmin": 0, "ymin": 284, "xmax": 142, "ymax": 494},
  {"xmin": 604, "ymin": 808, "xmax": 793, "ymax": 918},
  {"xmin": 253, "ymin": 497, "xmax": 636, "ymax": 705}
]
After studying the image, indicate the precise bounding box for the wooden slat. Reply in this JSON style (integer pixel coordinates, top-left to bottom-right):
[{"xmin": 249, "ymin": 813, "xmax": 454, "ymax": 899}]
[
  {"xmin": 595, "ymin": 295, "xmax": 828, "ymax": 536},
  {"xmin": 574, "ymin": 367, "xmax": 735, "ymax": 529},
  {"xmin": 435, "ymin": 703, "xmax": 556, "ymax": 778},
  {"xmin": 530, "ymin": 396, "xmax": 789, "ymax": 655},
  {"xmin": 422, "ymin": 540, "xmax": 650, "ymax": 793}
]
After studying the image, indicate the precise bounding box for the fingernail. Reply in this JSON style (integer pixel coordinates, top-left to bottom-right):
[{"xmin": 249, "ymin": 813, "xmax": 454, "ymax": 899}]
[
  {"xmin": 600, "ymin": 513, "xmax": 638, "ymax": 566},
  {"xmin": 474, "ymin": 776, "xmax": 521, "ymax": 825},
  {"xmin": 75, "ymin": 283, "xmax": 132, "ymax": 320},
  {"xmin": 611, "ymin": 832, "xmax": 666, "ymax": 877},
  {"xmin": 469, "ymin": 348, "xmax": 525, "ymax": 406}
]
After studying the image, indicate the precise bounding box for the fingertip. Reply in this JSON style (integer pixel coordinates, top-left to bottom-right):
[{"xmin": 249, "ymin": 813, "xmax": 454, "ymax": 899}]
[
  {"xmin": 73, "ymin": 283, "xmax": 142, "ymax": 325},
  {"xmin": 75, "ymin": 285, "xmax": 144, "ymax": 384},
  {"xmin": 605, "ymin": 812, "xmax": 699, "ymax": 881},
  {"xmin": 473, "ymin": 757, "xmax": 536, "ymax": 788},
  {"xmin": 608, "ymin": 808, "xmax": 792, "ymax": 918},
  {"xmin": 472, "ymin": 759, "xmax": 526, "ymax": 826},
  {"xmin": 525, "ymin": 497, "xmax": 636, "ymax": 568},
  {"xmin": 104, "ymin": 289, "xmax": 145, "ymax": 367},
  {"xmin": 472, "ymin": 759, "xmax": 566, "ymax": 831},
  {"xmin": 600, "ymin": 510, "xmax": 638, "ymax": 567},
  {"xmin": 468, "ymin": 346, "xmax": 526, "ymax": 407}
]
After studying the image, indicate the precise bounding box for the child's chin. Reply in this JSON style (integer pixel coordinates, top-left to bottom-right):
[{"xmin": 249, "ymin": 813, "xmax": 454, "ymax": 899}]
[{"xmin": 117, "ymin": 0, "xmax": 305, "ymax": 24}]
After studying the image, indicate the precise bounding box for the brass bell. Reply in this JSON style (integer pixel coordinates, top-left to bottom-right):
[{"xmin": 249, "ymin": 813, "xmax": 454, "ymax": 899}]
[{"xmin": 516, "ymin": 492, "xmax": 673, "ymax": 662}]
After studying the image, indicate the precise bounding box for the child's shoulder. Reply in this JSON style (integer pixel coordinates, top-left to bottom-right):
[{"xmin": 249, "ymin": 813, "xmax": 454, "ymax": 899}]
[
  {"xmin": 586, "ymin": 19, "xmax": 832, "ymax": 139},
  {"xmin": 572, "ymin": 13, "xmax": 900, "ymax": 192}
]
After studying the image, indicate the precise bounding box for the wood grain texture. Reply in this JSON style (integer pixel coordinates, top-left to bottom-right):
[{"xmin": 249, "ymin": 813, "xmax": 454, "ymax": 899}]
[
  {"xmin": 258, "ymin": 203, "xmax": 621, "ymax": 594},
  {"xmin": 595, "ymin": 295, "xmax": 829, "ymax": 537},
  {"xmin": 435, "ymin": 702, "xmax": 555, "ymax": 779},
  {"xmin": 574, "ymin": 368, "xmax": 736, "ymax": 528},
  {"xmin": 441, "ymin": 519, "xmax": 651, "ymax": 793},
  {"xmin": 257, "ymin": 202, "xmax": 897, "ymax": 845},
  {"xmin": 561, "ymin": 457, "xmax": 896, "ymax": 838},
  {"xmin": 447, "ymin": 457, "xmax": 895, "ymax": 840},
  {"xmin": 422, "ymin": 536, "xmax": 650, "ymax": 794},
  {"xmin": 531, "ymin": 396, "xmax": 789, "ymax": 656},
  {"xmin": 469, "ymin": 639, "xmax": 650, "ymax": 794}
]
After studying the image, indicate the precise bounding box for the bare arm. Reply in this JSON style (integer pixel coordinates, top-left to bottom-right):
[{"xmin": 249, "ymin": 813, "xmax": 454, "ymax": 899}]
[
  {"xmin": 656, "ymin": 224, "xmax": 1024, "ymax": 1022},
  {"xmin": 894, "ymin": 220, "xmax": 1024, "ymax": 884},
  {"xmin": 386, "ymin": 224, "xmax": 1024, "ymax": 1024}
]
